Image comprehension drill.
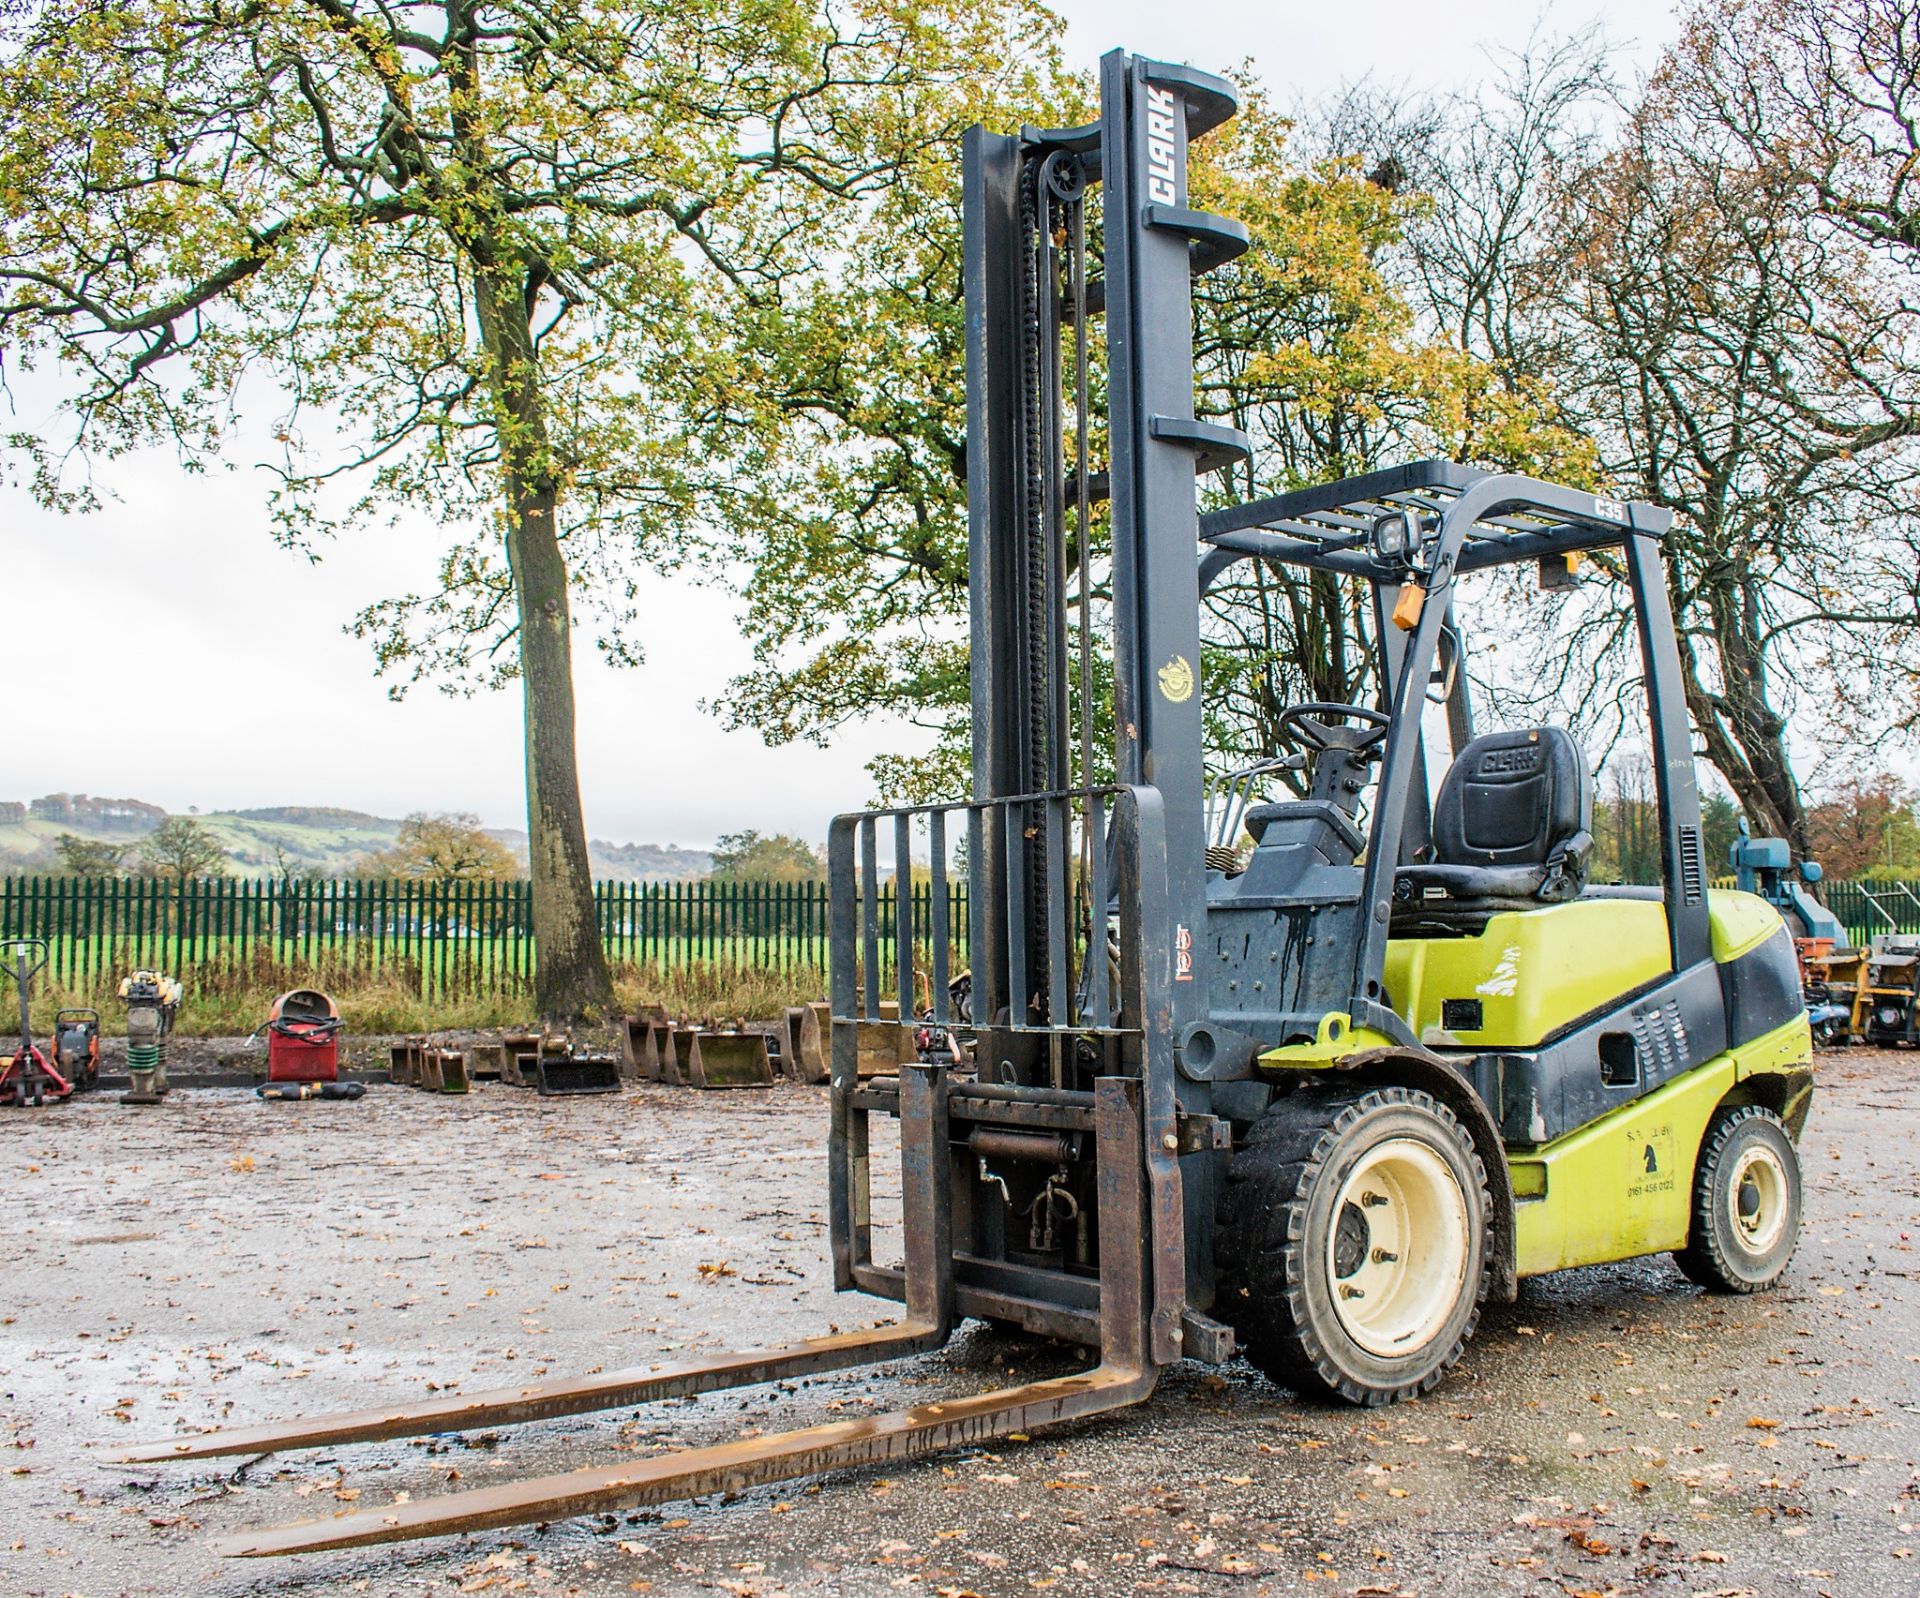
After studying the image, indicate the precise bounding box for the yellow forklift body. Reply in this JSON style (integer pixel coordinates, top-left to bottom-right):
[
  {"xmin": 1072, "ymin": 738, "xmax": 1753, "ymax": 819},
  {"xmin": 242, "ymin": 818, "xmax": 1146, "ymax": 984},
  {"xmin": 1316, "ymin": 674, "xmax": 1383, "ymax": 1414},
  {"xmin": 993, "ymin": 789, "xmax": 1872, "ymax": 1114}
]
[
  {"xmin": 1377, "ymin": 891, "xmax": 1787, "ymax": 1051},
  {"xmin": 1384, "ymin": 899, "xmax": 1670, "ymax": 1048},
  {"xmin": 1509, "ymin": 1013, "xmax": 1810, "ymax": 1275},
  {"xmin": 1260, "ymin": 886, "xmax": 1812, "ymax": 1280}
]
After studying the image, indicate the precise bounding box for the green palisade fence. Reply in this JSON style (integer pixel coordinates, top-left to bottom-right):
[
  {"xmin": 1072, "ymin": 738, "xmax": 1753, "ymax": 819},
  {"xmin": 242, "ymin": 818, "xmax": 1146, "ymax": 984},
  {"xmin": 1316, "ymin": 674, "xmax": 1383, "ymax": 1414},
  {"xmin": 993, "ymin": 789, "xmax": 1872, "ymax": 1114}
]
[
  {"xmin": 0, "ymin": 875, "xmax": 969, "ymax": 1002},
  {"xmin": 6, "ymin": 873, "xmax": 1911, "ymax": 1007},
  {"xmin": 1826, "ymin": 879, "xmax": 1920, "ymax": 946}
]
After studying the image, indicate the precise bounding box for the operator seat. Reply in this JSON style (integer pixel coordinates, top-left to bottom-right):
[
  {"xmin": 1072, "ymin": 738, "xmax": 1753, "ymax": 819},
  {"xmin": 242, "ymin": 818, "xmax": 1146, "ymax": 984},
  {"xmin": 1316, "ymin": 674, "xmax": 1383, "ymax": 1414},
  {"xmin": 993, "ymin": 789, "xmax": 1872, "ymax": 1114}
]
[{"xmin": 1395, "ymin": 727, "xmax": 1594, "ymax": 908}]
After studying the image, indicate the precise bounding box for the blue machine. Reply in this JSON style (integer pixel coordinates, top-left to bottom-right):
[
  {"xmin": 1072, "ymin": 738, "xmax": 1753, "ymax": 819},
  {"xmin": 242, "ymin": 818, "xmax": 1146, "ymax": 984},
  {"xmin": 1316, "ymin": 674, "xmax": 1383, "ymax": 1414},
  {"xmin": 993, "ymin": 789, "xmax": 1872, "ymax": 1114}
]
[
  {"xmin": 1730, "ymin": 822, "xmax": 1855, "ymax": 1043},
  {"xmin": 1730, "ymin": 820, "xmax": 1844, "ymax": 944}
]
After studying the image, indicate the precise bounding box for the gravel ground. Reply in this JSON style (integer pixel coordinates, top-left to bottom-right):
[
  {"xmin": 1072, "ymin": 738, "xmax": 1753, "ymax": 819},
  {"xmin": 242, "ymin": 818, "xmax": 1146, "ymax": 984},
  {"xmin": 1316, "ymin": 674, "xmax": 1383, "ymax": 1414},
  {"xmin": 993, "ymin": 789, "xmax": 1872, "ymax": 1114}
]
[{"xmin": 5, "ymin": 1048, "xmax": 1919, "ymax": 1598}]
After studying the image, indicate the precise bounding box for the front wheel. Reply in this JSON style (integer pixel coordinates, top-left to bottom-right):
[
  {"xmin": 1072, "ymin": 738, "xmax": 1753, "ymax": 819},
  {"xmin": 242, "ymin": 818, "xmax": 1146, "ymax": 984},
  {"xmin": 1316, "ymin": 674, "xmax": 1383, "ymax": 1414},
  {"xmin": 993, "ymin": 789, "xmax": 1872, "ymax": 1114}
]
[
  {"xmin": 1674, "ymin": 1105, "xmax": 1802, "ymax": 1292},
  {"xmin": 1215, "ymin": 1085, "xmax": 1491, "ymax": 1405}
]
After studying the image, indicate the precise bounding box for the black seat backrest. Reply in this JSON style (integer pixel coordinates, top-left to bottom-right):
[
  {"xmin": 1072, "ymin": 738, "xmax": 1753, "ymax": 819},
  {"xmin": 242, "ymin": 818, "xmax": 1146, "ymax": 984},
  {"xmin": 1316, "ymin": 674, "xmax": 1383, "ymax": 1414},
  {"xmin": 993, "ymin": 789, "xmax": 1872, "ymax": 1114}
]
[{"xmin": 1431, "ymin": 728, "xmax": 1591, "ymax": 869}]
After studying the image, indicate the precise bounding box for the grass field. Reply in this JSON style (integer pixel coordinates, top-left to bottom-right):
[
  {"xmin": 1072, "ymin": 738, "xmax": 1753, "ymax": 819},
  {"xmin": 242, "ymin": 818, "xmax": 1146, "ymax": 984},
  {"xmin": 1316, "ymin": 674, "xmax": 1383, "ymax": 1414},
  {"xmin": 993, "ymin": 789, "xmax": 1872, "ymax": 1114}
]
[
  {"xmin": 3, "ymin": 874, "xmax": 963, "ymax": 1035},
  {"xmin": 13, "ymin": 957, "xmax": 830, "ymax": 1037}
]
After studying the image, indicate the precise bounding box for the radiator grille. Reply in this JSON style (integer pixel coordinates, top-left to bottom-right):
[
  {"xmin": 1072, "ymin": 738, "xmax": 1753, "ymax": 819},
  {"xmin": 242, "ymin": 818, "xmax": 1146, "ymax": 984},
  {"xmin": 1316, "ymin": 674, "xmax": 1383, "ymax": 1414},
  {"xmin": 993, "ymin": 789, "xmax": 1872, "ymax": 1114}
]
[{"xmin": 1678, "ymin": 824, "xmax": 1705, "ymax": 904}]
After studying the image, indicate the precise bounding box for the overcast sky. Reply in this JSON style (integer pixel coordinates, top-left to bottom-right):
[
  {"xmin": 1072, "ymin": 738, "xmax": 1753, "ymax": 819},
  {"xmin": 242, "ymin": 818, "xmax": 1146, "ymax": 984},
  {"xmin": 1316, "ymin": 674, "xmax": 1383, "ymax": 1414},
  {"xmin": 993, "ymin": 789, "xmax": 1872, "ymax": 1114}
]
[{"xmin": 2, "ymin": 1, "xmax": 1682, "ymax": 848}]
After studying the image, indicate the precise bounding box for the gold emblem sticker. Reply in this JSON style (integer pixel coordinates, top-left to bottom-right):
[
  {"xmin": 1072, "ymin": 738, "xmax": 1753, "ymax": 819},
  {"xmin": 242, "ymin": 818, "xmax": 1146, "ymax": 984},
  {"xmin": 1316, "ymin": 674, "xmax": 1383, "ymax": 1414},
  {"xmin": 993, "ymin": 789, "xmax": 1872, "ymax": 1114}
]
[{"xmin": 1157, "ymin": 654, "xmax": 1195, "ymax": 703}]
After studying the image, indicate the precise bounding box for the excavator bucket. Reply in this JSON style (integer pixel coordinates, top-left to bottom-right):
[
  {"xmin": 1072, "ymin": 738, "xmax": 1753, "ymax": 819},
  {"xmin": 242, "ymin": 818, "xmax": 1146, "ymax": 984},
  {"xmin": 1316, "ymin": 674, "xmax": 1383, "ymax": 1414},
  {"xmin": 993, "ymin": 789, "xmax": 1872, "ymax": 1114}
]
[
  {"xmin": 433, "ymin": 1048, "xmax": 470, "ymax": 1094},
  {"xmin": 618, "ymin": 1014, "xmax": 661, "ymax": 1080},
  {"xmin": 787, "ymin": 1002, "xmax": 828, "ymax": 1083},
  {"xmin": 666, "ymin": 1024, "xmax": 699, "ymax": 1087},
  {"xmin": 853, "ymin": 1001, "xmax": 916, "ymax": 1078},
  {"xmin": 500, "ymin": 1032, "xmax": 540, "ymax": 1088},
  {"xmin": 535, "ymin": 1048, "xmax": 621, "ymax": 1096},
  {"xmin": 388, "ymin": 1040, "xmax": 421, "ymax": 1087},
  {"xmin": 647, "ymin": 1022, "xmax": 678, "ymax": 1085},
  {"xmin": 686, "ymin": 1028, "xmax": 774, "ymax": 1089}
]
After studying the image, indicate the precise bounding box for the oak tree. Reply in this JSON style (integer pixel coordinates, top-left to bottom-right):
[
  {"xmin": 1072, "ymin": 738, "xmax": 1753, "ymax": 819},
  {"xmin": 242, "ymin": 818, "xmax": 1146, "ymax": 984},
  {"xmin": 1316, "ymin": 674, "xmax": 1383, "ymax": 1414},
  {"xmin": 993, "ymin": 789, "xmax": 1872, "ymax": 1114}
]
[
  {"xmin": 141, "ymin": 816, "xmax": 231, "ymax": 883},
  {"xmin": 1344, "ymin": 23, "xmax": 1920, "ymax": 852},
  {"xmin": 1537, "ymin": 11, "xmax": 1920, "ymax": 851},
  {"xmin": 355, "ymin": 810, "xmax": 517, "ymax": 882},
  {"xmin": 0, "ymin": 0, "xmax": 1050, "ymax": 1016}
]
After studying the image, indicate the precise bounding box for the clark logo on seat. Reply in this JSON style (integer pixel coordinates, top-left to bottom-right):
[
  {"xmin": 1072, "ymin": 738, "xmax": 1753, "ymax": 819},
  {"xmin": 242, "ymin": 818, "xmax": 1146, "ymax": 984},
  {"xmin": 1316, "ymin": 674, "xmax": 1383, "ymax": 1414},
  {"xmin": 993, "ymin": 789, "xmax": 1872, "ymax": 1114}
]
[{"xmin": 1478, "ymin": 746, "xmax": 1542, "ymax": 776}]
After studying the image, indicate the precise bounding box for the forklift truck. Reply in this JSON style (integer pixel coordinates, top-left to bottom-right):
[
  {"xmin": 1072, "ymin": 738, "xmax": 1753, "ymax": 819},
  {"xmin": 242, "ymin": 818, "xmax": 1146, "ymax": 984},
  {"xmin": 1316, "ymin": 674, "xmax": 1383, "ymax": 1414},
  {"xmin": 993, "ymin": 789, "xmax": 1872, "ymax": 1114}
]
[{"xmin": 130, "ymin": 49, "xmax": 1812, "ymax": 1553}]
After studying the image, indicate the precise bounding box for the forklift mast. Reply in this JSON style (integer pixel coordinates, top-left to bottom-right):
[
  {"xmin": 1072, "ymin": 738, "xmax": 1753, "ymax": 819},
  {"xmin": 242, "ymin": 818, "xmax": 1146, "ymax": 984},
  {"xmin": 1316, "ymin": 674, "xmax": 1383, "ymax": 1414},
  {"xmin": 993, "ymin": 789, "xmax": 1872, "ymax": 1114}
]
[{"xmin": 966, "ymin": 53, "xmax": 1244, "ymax": 1056}]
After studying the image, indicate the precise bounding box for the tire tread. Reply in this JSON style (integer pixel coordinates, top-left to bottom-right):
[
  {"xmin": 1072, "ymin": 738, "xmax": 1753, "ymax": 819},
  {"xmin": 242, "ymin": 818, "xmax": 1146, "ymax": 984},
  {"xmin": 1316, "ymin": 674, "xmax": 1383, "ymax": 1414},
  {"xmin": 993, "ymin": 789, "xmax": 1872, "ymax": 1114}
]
[
  {"xmin": 1216, "ymin": 1084, "xmax": 1491, "ymax": 1406},
  {"xmin": 1674, "ymin": 1104, "xmax": 1800, "ymax": 1293}
]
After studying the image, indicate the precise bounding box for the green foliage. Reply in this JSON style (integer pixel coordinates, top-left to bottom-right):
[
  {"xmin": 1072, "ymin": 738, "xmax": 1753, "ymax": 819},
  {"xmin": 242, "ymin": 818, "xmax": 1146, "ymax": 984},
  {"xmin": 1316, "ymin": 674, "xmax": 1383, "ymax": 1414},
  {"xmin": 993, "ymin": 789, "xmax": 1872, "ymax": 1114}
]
[
  {"xmin": 0, "ymin": 0, "xmax": 1054, "ymax": 685},
  {"xmin": 53, "ymin": 833, "xmax": 125, "ymax": 877},
  {"xmin": 1700, "ymin": 790, "xmax": 1743, "ymax": 876},
  {"xmin": 709, "ymin": 829, "xmax": 826, "ymax": 883},
  {"xmin": 140, "ymin": 816, "xmax": 230, "ymax": 883},
  {"xmin": 354, "ymin": 812, "xmax": 517, "ymax": 883},
  {"xmin": 698, "ymin": 34, "xmax": 1077, "ymax": 797},
  {"xmin": 1806, "ymin": 773, "xmax": 1920, "ymax": 881},
  {"xmin": 0, "ymin": 0, "xmax": 1058, "ymax": 1014},
  {"xmin": 708, "ymin": 69, "xmax": 1596, "ymax": 798}
]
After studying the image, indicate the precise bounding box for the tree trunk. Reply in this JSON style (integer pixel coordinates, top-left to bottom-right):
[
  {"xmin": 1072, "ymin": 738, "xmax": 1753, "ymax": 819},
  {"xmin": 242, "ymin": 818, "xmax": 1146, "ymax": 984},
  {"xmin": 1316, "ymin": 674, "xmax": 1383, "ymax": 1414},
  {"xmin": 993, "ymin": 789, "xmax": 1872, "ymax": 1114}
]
[
  {"xmin": 1669, "ymin": 560, "xmax": 1809, "ymax": 857},
  {"xmin": 474, "ymin": 262, "xmax": 613, "ymax": 1020}
]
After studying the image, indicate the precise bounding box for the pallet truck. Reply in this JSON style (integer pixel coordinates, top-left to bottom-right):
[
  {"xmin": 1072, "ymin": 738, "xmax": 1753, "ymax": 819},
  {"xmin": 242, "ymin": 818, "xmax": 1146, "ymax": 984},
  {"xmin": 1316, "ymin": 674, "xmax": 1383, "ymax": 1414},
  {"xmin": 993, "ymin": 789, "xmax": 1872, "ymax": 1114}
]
[
  {"xmin": 1, "ymin": 939, "xmax": 73, "ymax": 1107},
  {"xmin": 128, "ymin": 49, "xmax": 1814, "ymax": 1555}
]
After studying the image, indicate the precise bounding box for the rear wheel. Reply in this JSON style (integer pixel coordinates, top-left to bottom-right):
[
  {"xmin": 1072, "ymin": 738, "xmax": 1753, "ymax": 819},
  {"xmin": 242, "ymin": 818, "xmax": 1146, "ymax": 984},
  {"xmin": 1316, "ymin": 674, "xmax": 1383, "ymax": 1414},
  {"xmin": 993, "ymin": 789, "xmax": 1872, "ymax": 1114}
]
[
  {"xmin": 1674, "ymin": 1105, "xmax": 1801, "ymax": 1292},
  {"xmin": 1216, "ymin": 1085, "xmax": 1490, "ymax": 1404}
]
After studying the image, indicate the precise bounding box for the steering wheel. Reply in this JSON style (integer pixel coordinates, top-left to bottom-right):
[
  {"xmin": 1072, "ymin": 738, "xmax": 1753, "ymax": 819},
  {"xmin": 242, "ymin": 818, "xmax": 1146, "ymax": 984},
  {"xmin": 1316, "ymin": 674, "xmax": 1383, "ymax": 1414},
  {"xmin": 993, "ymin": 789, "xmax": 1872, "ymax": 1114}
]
[{"xmin": 1274, "ymin": 701, "xmax": 1391, "ymax": 757}]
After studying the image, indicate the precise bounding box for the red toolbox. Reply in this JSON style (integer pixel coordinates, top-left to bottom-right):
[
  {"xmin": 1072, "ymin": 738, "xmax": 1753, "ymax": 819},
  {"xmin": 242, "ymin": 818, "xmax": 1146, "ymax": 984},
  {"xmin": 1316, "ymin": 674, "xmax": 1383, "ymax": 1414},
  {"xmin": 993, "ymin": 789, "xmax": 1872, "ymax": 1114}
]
[{"xmin": 266, "ymin": 989, "xmax": 343, "ymax": 1083}]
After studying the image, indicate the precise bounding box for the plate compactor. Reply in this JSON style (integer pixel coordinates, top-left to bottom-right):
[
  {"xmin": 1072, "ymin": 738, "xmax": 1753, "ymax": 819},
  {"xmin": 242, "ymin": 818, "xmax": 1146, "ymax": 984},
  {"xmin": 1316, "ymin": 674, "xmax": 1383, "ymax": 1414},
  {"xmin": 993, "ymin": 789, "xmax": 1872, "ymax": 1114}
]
[
  {"xmin": 52, "ymin": 1007, "xmax": 101, "ymax": 1091},
  {"xmin": 130, "ymin": 50, "xmax": 1814, "ymax": 1557}
]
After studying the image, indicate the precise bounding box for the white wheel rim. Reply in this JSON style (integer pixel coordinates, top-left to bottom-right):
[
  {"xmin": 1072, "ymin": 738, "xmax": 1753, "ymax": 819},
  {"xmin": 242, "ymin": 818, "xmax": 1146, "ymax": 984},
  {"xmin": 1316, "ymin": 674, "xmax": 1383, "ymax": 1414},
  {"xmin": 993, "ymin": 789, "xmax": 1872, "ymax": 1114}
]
[
  {"xmin": 1326, "ymin": 1136, "xmax": 1471, "ymax": 1358},
  {"xmin": 1730, "ymin": 1143, "xmax": 1789, "ymax": 1256}
]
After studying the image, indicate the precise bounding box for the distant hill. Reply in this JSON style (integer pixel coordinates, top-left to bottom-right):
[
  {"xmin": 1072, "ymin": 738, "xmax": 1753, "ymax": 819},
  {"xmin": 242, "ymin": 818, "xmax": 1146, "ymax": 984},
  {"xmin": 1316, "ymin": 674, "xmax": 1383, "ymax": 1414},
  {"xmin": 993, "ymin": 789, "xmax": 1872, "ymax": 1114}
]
[{"xmin": 0, "ymin": 795, "xmax": 713, "ymax": 881}]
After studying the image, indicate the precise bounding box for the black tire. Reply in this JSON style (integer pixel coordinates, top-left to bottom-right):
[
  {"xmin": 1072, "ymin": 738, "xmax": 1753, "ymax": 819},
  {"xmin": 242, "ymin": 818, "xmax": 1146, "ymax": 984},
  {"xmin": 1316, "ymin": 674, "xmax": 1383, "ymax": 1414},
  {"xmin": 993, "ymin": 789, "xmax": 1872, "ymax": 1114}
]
[
  {"xmin": 1674, "ymin": 1105, "xmax": 1801, "ymax": 1293},
  {"xmin": 1215, "ymin": 1085, "xmax": 1491, "ymax": 1405}
]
